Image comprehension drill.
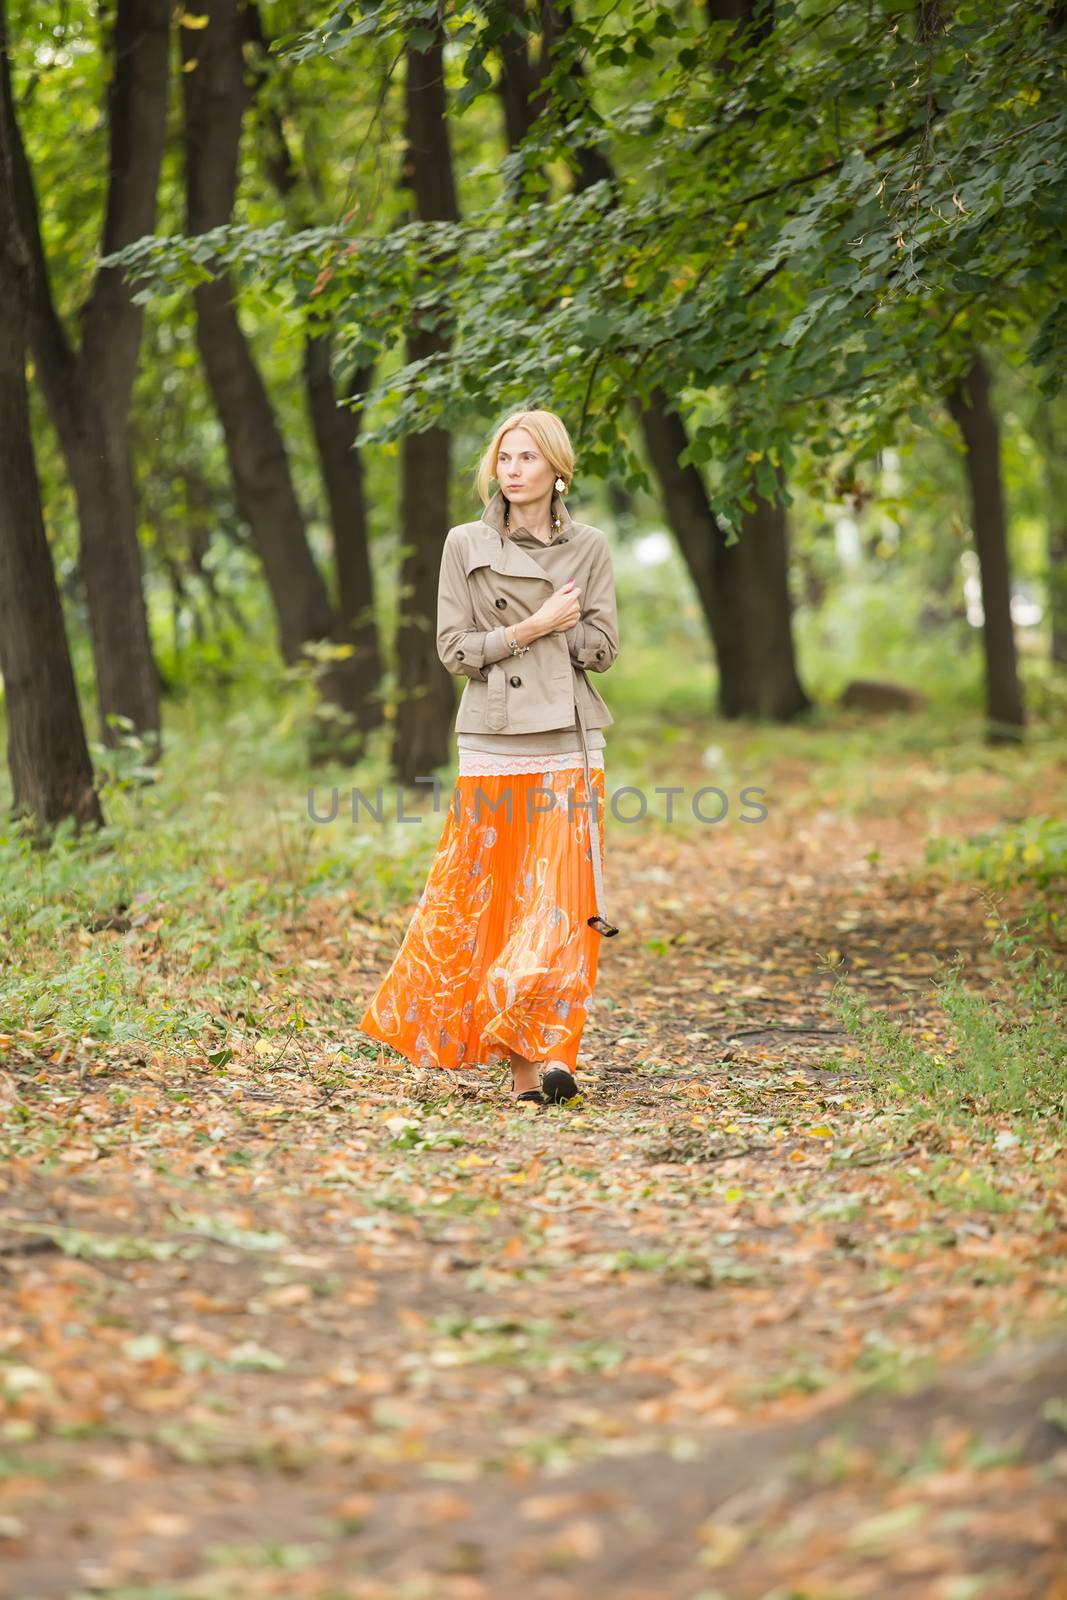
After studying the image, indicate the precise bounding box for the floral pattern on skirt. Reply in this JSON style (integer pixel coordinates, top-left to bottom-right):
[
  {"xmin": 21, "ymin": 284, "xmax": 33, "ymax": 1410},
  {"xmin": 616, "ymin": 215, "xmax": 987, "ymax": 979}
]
[{"xmin": 357, "ymin": 763, "xmax": 606, "ymax": 1074}]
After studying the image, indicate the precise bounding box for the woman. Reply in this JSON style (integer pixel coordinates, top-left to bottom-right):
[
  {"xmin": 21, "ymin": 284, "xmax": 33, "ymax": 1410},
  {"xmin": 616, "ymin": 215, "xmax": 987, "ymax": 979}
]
[{"xmin": 358, "ymin": 409, "xmax": 619, "ymax": 1106}]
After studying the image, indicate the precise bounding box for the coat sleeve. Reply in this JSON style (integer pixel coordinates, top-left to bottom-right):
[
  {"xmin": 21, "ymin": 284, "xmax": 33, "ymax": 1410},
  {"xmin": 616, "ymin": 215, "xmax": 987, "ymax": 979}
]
[
  {"xmin": 436, "ymin": 532, "xmax": 512, "ymax": 682},
  {"xmin": 565, "ymin": 535, "xmax": 619, "ymax": 673}
]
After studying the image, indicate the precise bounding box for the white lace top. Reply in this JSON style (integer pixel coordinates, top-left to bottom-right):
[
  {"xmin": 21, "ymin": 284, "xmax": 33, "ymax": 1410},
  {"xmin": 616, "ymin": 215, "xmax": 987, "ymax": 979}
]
[{"xmin": 457, "ymin": 745, "xmax": 606, "ymax": 776}]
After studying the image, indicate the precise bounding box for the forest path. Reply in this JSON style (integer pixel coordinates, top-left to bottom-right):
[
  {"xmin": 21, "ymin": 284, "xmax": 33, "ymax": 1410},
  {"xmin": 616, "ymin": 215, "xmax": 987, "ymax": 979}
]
[{"xmin": 2, "ymin": 759, "xmax": 1064, "ymax": 1597}]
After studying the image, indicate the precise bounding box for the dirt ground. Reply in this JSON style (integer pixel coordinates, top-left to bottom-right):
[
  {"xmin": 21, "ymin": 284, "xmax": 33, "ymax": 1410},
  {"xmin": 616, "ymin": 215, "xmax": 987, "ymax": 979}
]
[{"xmin": 1, "ymin": 765, "xmax": 1065, "ymax": 1598}]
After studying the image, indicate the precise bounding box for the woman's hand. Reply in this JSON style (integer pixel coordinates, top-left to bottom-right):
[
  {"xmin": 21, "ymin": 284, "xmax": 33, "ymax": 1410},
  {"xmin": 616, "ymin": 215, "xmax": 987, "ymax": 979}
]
[{"xmin": 534, "ymin": 577, "xmax": 582, "ymax": 635}]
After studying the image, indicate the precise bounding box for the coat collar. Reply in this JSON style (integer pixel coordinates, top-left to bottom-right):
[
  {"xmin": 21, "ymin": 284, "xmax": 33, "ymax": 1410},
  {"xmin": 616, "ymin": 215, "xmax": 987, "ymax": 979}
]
[
  {"xmin": 481, "ymin": 487, "xmax": 573, "ymax": 543},
  {"xmin": 467, "ymin": 487, "xmax": 576, "ymax": 583}
]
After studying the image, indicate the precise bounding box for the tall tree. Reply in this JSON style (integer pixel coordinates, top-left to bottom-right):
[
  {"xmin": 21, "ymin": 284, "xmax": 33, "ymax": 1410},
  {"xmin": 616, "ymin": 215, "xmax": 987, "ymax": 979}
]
[
  {"xmin": 946, "ymin": 349, "xmax": 1025, "ymax": 741},
  {"xmin": 914, "ymin": 0, "xmax": 1022, "ymax": 739},
  {"xmin": 393, "ymin": 19, "xmax": 461, "ymax": 785},
  {"xmin": 503, "ymin": 0, "xmax": 809, "ymax": 720},
  {"xmin": 2, "ymin": 0, "xmax": 166, "ymax": 751},
  {"xmin": 0, "ymin": 23, "xmax": 102, "ymax": 830},
  {"xmin": 701, "ymin": 0, "xmax": 809, "ymax": 719},
  {"xmin": 180, "ymin": 0, "xmax": 364, "ymax": 752},
  {"xmin": 244, "ymin": 4, "xmax": 385, "ymax": 747}
]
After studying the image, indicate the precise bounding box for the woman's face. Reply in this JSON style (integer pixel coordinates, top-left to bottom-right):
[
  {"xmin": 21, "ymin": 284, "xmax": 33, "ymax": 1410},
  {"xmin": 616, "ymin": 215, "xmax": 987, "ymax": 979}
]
[{"xmin": 496, "ymin": 427, "xmax": 556, "ymax": 513}]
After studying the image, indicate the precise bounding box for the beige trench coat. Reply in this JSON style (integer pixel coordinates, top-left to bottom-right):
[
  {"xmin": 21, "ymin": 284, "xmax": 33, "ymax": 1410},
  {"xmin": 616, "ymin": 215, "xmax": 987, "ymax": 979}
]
[{"xmin": 436, "ymin": 488, "xmax": 619, "ymax": 737}]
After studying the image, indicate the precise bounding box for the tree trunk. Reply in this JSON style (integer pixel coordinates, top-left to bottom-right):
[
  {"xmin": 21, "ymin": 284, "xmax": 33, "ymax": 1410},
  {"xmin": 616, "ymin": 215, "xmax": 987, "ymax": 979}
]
[
  {"xmin": 393, "ymin": 25, "xmax": 460, "ymax": 786},
  {"xmin": 2, "ymin": 0, "xmax": 165, "ymax": 752},
  {"xmin": 634, "ymin": 387, "xmax": 717, "ymax": 627},
  {"xmin": 1032, "ymin": 398, "xmax": 1067, "ymax": 667},
  {"xmin": 0, "ymin": 60, "xmax": 102, "ymax": 831},
  {"xmin": 946, "ymin": 350, "xmax": 1025, "ymax": 741},
  {"xmin": 180, "ymin": 0, "xmax": 363, "ymax": 746},
  {"xmin": 497, "ymin": 0, "xmax": 542, "ymax": 196},
  {"xmin": 724, "ymin": 474, "xmax": 811, "ymax": 718},
  {"xmin": 635, "ymin": 391, "xmax": 809, "ymax": 717},
  {"xmin": 702, "ymin": 0, "xmax": 808, "ymax": 719},
  {"xmin": 303, "ymin": 339, "xmax": 384, "ymax": 734},
  {"xmin": 243, "ymin": 4, "xmax": 385, "ymax": 745},
  {"xmin": 1047, "ymin": 483, "xmax": 1067, "ymax": 670}
]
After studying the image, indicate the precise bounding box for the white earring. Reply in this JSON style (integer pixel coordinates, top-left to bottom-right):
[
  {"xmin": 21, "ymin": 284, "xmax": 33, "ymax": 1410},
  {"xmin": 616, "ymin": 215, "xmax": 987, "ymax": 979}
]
[{"xmin": 554, "ymin": 476, "xmax": 566, "ymax": 494}]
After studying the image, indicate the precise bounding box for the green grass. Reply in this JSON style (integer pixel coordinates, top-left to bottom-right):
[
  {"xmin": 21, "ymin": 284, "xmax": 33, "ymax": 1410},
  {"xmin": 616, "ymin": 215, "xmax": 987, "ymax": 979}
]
[{"xmin": 824, "ymin": 915, "xmax": 1066, "ymax": 1127}]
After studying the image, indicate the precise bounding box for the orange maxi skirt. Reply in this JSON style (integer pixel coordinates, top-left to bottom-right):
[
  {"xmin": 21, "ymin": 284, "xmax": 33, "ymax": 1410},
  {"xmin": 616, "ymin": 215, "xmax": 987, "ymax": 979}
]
[{"xmin": 358, "ymin": 761, "xmax": 606, "ymax": 1076}]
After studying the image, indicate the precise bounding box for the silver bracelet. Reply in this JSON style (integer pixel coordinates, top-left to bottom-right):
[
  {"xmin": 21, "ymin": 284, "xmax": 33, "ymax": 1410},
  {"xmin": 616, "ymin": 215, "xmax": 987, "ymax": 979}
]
[{"xmin": 507, "ymin": 626, "xmax": 531, "ymax": 657}]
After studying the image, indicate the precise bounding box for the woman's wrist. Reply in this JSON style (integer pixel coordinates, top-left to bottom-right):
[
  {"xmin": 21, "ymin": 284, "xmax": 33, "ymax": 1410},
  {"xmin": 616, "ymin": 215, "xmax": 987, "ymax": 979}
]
[{"xmin": 509, "ymin": 617, "xmax": 542, "ymax": 649}]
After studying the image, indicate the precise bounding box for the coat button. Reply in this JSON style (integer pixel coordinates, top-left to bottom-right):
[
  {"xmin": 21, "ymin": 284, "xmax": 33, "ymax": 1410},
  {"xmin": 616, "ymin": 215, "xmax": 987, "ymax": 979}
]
[
  {"xmin": 596, "ymin": 650, "xmax": 604, "ymax": 659},
  {"xmin": 509, "ymin": 675, "xmax": 521, "ymax": 687},
  {"xmin": 495, "ymin": 597, "xmax": 507, "ymax": 608},
  {"xmin": 456, "ymin": 650, "xmax": 464, "ymax": 659}
]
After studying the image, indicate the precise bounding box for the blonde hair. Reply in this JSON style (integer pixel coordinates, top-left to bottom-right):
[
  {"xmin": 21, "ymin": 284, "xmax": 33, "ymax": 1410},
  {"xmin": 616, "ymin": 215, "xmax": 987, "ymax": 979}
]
[{"xmin": 474, "ymin": 409, "xmax": 576, "ymax": 506}]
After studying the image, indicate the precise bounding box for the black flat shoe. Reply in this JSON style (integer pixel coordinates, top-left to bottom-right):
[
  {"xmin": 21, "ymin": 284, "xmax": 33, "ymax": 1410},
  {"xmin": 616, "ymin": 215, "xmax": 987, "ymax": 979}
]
[
  {"xmin": 542, "ymin": 1066, "xmax": 579, "ymax": 1104},
  {"xmin": 510, "ymin": 1073, "xmax": 547, "ymax": 1106}
]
